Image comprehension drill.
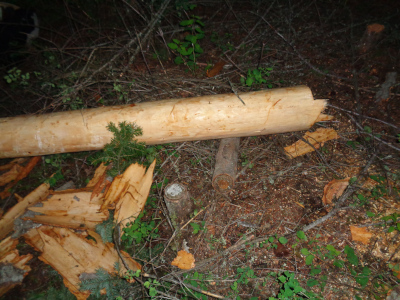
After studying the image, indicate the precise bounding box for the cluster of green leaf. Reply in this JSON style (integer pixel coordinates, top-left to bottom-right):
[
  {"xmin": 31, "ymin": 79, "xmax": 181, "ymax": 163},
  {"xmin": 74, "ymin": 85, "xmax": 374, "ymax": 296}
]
[
  {"xmin": 240, "ymin": 67, "xmax": 273, "ymax": 88},
  {"xmin": 122, "ymin": 212, "xmax": 160, "ymax": 245},
  {"xmin": 382, "ymin": 212, "xmax": 400, "ymax": 233},
  {"xmin": 354, "ymin": 172, "xmax": 399, "ymax": 206},
  {"xmin": 174, "ymin": 0, "xmax": 197, "ymax": 16},
  {"xmin": 269, "ymin": 270, "xmax": 320, "ymax": 300},
  {"xmin": 189, "ymin": 220, "xmax": 206, "ymax": 234},
  {"xmin": 168, "ymin": 16, "xmax": 205, "ymax": 72},
  {"xmin": 346, "ymin": 125, "xmax": 382, "ymax": 149},
  {"xmin": 42, "ymin": 153, "xmax": 72, "ymax": 187},
  {"xmin": 3, "ymin": 67, "xmax": 41, "ymax": 87},
  {"xmin": 113, "ymin": 80, "xmax": 136, "ymax": 103},
  {"xmin": 241, "ymin": 152, "xmax": 255, "ymax": 169},
  {"xmin": 89, "ymin": 122, "xmax": 158, "ymax": 176},
  {"xmin": 230, "ymin": 267, "xmax": 258, "ymax": 298},
  {"xmin": 179, "ymin": 271, "xmax": 210, "ymax": 300},
  {"xmin": 295, "ymin": 230, "xmax": 386, "ymax": 299},
  {"xmin": 259, "ymin": 234, "xmax": 288, "ymax": 250}
]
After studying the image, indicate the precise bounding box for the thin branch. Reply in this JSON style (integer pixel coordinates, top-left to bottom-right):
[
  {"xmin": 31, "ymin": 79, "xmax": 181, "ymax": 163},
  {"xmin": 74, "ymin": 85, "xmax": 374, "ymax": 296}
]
[
  {"xmin": 347, "ymin": 114, "xmax": 400, "ymax": 152},
  {"xmin": 71, "ymin": 0, "xmax": 171, "ymax": 96},
  {"xmin": 327, "ymin": 104, "xmax": 400, "ymax": 130},
  {"xmin": 262, "ymin": 17, "xmax": 350, "ymax": 81}
]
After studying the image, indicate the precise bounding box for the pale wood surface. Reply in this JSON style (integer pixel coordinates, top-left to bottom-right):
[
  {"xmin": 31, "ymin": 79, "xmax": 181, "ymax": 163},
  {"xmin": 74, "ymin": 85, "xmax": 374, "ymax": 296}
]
[
  {"xmin": 0, "ymin": 86, "xmax": 327, "ymax": 158},
  {"xmin": 0, "ymin": 182, "xmax": 49, "ymax": 240}
]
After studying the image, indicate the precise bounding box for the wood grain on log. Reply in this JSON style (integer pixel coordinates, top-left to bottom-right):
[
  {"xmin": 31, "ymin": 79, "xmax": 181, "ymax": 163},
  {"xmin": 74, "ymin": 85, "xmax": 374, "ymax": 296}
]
[{"xmin": 0, "ymin": 86, "xmax": 328, "ymax": 158}]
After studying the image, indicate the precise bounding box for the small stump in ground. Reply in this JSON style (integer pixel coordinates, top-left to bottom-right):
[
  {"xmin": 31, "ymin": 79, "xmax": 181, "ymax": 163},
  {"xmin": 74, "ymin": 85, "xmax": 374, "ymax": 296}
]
[{"xmin": 164, "ymin": 183, "xmax": 192, "ymax": 229}]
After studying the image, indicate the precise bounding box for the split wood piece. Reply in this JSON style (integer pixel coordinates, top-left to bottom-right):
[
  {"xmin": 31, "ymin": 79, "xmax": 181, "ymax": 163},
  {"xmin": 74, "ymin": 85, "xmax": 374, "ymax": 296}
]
[
  {"xmin": 86, "ymin": 162, "xmax": 108, "ymax": 188},
  {"xmin": 113, "ymin": 160, "xmax": 156, "ymax": 237},
  {"xmin": 0, "ymin": 164, "xmax": 23, "ymax": 187},
  {"xmin": 212, "ymin": 137, "xmax": 240, "ymax": 193},
  {"xmin": 0, "ymin": 158, "xmax": 27, "ymax": 172},
  {"xmin": 0, "ymin": 85, "xmax": 330, "ymax": 158},
  {"xmin": 26, "ymin": 189, "xmax": 109, "ymax": 230},
  {"xmin": 24, "ymin": 226, "xmax": 142, "ymax": 300},
  {"xmin": 0, "ymin": 156, "xmax": 41, "ymax": 199},
  {"xmin": 0, "ymin": 182, "xmax": 50, "ymax": 240},
  {"xmin": 164, "ymin": 183, "xmax": 192, "ymax": 227},
  {"xmin": 0, "ymin": 236, "xmax": 32, "ymax": 297},
  {"xmin": 284, "ymin": 128, "xmax": 339, "ymax": 158},
  {"xmin": 86, "ymin": 163, "xmax": 112, "ymax": 202}
]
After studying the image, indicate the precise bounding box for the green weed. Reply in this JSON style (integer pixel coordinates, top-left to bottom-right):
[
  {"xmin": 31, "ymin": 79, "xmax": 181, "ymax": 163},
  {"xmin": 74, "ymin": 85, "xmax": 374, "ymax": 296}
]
[
  {"xmin": 168, "ymin": 16, "xmax": 205, "ymax": 72},
  {"xmin": 241, "ymin": 67, "xmax": 273, "ymax": 88},
  {"xmin": 190, "ymin": 221, "xmax": 206, "ymax": 234},
  {"xmin": 269, "ymin": 271, "xmax": 320, "ymax": 300},
  {"xmin": 122, "ymin": 212, "xmax": 160, "ymax": 245},
  {"xmin": 4, "ymin": 67, "xmax": 41, "ymax": 87}
]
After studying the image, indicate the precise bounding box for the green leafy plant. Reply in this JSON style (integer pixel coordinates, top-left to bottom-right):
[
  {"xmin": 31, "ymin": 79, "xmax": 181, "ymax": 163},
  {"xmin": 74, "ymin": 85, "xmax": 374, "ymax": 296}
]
[
  {"xmin": 352, "ymin": 173, "xmax": 397, "ymax": 207},
  {"xmin": 240, "ymin": 67, "xmax": 273, "ymax": 88},
  {"xmin": 259, "ymin": 235, "xmax": 278, "ymax": 249},
  {"xmin": 143, "ymin": 278, "xmax": 160, "ymax": 298},
  {"xmin": 89, "ymin": 121, "xmax": 156, "ymax": 176},
  {"xmin": 62, "ymin": 96, "xmax": 85, "ymax": 110},
  {"xmin": 362, "ymin": 125, "xmax": 381, "ymax": 141},
  {"xmin": 122, "ymin": 212, "xmax": 160, "ymax": 245},
  {"xmin": 181, "ymin": 271, "xmax": 209, "ymax": 300},
  {"xmin": 190, "ymin": 220, "xmax": 206, "ymax": 234},
  {"xmin": 229, "ymin": 267, "xmax": 258, "ymax": 299},
  {"xmin": 42, "ymin": 153, "xmax": 70, "ymax": 187},
  {"xmin": 4, "ymin": 67, "xmax": 41, "ymax": 87},
  {"xmin": 113, "ymin": 80, "xmax": 136, "ymax": 102},
  {"xmin": 269, "ymin": 271, "xmax": 319, "ymax": 300},
  {"xmin": 205, "ymin": 234, "xmax": 226, "ymax": 250},
  {"xmin": 382, "ymin": 212, "xmax": 400, "ymax": 233},
  {"xmin": 168, "ymin": 16, "xmax": 205, "ymax": 72},
  {"xmin": 43, "ymin": 51, "xmax": 61, "ymax": 68},
  {"xmin": 174, "ymin": 0, "xmax": 197, "ymax": 16}
]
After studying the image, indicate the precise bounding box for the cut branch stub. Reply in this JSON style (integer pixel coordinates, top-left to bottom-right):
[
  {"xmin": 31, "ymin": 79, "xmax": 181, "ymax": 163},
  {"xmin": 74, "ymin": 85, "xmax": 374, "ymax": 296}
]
[{"xmin": 212, "ymin": 138, "xmax": 240, "ymax": 193}]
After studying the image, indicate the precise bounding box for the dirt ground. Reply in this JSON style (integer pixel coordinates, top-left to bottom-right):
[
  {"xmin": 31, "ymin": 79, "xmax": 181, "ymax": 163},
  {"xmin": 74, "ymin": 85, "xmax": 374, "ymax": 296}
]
[{"xmin": 0, "ymin": 0, "xmax": 399, "ymax": 299}]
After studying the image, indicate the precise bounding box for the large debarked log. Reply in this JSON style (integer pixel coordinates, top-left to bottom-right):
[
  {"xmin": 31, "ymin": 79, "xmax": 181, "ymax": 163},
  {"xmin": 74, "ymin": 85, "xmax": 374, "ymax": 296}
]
[{"xmin": 0, "ymin": 86, "xmax": 329, "ymax": 158}]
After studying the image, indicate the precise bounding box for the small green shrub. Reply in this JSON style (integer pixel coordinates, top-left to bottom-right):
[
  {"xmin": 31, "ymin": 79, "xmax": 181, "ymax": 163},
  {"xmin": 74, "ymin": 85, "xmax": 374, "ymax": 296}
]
[
  {"xmin": 89, "ymin": 121, "xmax": 157, "ymax": 176},
  {"xmin": 122, "ymin": 212, "xmax": 159, "ymax": 245},
  {"xmin": 269, "ymin": 271, "xmax": 320, "ymax": 300},
  {"xmin": 4, "ymin": 67, "xmax": 41, "ymax": 87},
  {"xmin": 168, "ymin": 16, "xmax": 205, "ymax": 72},
  {"xmin": 241, "ymin": 67, "xmax": 273, "ymax": 87}
]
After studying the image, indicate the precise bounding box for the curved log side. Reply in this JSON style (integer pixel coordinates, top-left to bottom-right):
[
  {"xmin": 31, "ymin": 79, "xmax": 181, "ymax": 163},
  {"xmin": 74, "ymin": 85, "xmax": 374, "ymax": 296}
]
[{"xmin": 0, "ymin": 86, "xmax": 327, "ymax": 158}]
